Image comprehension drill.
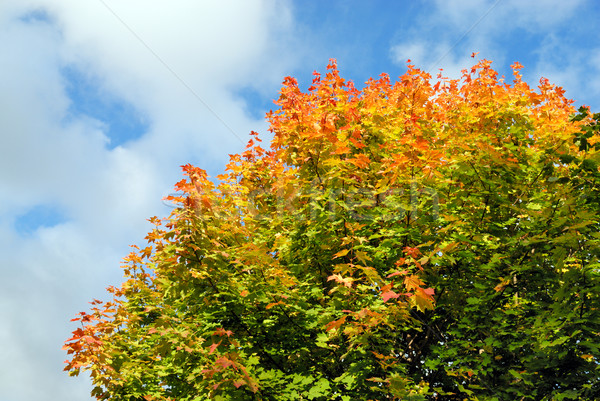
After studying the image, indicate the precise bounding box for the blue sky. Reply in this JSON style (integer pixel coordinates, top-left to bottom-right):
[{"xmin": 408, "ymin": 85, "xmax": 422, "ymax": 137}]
[{"xmin": 1, "ymin": 1, "xmax": 599, "ymax": 400}]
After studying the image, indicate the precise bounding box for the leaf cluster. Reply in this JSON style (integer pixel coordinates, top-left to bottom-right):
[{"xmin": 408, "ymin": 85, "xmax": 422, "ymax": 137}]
[{"xmin": 64, "ymin": 60, "xmax": 600, "ymax": 400}]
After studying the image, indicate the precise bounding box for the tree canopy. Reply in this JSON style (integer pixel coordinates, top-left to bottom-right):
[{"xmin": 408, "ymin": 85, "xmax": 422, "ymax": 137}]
[{"xmin": 64, "ymin": 59, "xmax": 600, "ymax": 400}]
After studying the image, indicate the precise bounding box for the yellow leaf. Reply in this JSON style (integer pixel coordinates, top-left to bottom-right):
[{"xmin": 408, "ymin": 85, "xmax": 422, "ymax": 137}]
[
  {"xmin": 333, "ymin": 249, "xmax": 350, "ymax": 259},
  {"xmin": 355, "ymin": 251, "xmax": 371, "ymax": 264},
  {"xmin": 404, "ymin": 275, "xmax": 424, "ymax": 291},
  {"xmin": 411, "ymin": 289, "xmax": 434, "ymax": 312}
]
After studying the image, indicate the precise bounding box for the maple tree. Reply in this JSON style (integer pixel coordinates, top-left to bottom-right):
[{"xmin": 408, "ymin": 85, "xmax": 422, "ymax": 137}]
[{"xmin": 65, "ymin": 58, "xmax": 600, "ymax": 400}]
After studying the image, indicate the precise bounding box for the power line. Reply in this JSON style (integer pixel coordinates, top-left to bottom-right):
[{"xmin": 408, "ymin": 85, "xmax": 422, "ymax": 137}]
[
  {"xmin": 97, "ymin": 0, "xmax": 245, "ymax": 144},
  {"xmin": 427, "ymin": 0, "xmax": 503, "ymax": 72}
]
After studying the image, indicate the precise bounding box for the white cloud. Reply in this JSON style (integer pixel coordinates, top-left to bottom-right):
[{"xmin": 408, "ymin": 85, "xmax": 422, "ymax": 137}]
[
  {"xmin": 0, "ymin": 1, "xmax": 296, "ymax": 400},
  {"xmin": 390, "ymin": 42, "xmax": 428, "ymax": 67},
  {"xmin": 430, "ymin": 0, "xmax": 585, "ymax": 35},
  {"xmin": 389, "ymin": 0, "xmax": 599, "ymax": 109},
  {"xmin": 390, "ymin": 40, "xmax": 478, "ymax": 79},
  {"xmin": 501, "ymin": 0, "xmax": 585, "ymax": 30},
  {"xmin": 1, "ymin": 1, "xmax": 597, "ymax": 400},
  {"xmin": 531, "ymin": 45, "xmax": 600, "ymax": 110}
]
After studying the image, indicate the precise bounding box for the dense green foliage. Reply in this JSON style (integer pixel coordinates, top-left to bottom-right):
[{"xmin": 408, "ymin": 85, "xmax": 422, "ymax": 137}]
[{"xmin": 65, "ymin": 60, "xmax": 600, "ymax": 400}]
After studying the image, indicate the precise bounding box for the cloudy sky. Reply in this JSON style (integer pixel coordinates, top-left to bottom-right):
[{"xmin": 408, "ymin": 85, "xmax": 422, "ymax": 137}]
[{"xmin": 1, "ymin": 1, "xmax": 599, "ymax": 400}]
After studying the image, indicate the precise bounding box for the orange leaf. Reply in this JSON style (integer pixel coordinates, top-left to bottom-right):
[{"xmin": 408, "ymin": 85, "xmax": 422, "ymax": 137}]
[
  {"xmin": 201, "ymin": 196, "xmax": 212, "ymax": 209},
  {"xmin": 266, "ymin": 301, "xmax": 284, "ymax": 309},
  {"xmin": 332, "ymin": 143, "xmax": 351, "ymax": 155},
  {"xmin": 494, "ymin": 278, "xmax": 510, "ymax": 292},
  {"xmin": 347, "ymin": 154, "xmax": 371, "ymax": 169},
  {"xmin": 404, "ymin": 275, "xmax": 424, "ymax": 291},
  {"xmin": 349, "ymin": 136, "xmax": 366, "ymax": 149},
  {"xmin": 325, "ymin": 316, "xmax": 347, "ymax": 331}
]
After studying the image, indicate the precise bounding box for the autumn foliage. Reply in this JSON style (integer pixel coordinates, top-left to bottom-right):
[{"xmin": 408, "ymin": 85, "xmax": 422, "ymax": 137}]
[{"xmin": 65, "ymin": 59, "xmax": 600, "ymax": 400}]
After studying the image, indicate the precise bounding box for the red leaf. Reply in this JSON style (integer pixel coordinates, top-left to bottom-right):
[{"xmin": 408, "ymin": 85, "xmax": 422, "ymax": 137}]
[
  {"xmin": 387, "ymin": 270, "xmax": 408, "ymax": 278},
  {"xmin": 403, "ymin": 246, "xmax": 420, "ymax": 259},
  {"xmin": 381, "ymin": 290, "xmax": 400, "ymax": 303},
  {"xmin": 215, "ymin": 356, "xmax": 235, "ymax": 369},
  {"xmin": 209, "ymin": 341, "xmax": 221, "ymax": 354},
  {"xmin": 214, "ymin": 328, "xmax": 233, "ymax": 337}
]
